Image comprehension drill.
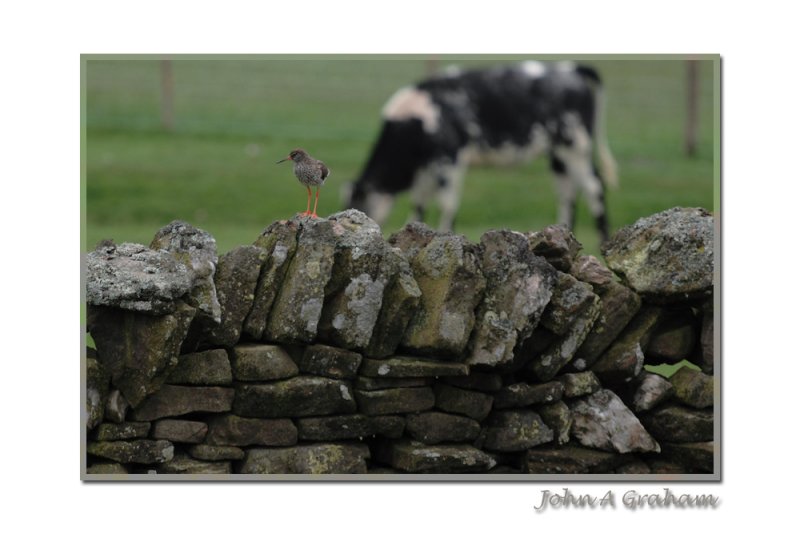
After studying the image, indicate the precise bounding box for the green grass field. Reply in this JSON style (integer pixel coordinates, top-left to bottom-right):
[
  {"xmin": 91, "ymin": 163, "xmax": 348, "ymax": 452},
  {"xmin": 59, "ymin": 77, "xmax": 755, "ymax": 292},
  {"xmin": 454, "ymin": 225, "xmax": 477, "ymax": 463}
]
[{"xmin": 84, "ymin": 57, "xmax": 716, "ymax": 258}]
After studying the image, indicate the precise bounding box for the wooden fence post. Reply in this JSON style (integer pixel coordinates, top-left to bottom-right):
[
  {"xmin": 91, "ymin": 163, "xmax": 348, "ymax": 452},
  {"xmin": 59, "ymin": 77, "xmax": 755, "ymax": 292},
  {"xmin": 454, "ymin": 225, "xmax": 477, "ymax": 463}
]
[
  {"xmin": 160, "ymin": 59, "xmax": 175, "ymax": 132},
  {"xmin": 685, "ymin": 59, "xmax": 699, "ymax": 157}
]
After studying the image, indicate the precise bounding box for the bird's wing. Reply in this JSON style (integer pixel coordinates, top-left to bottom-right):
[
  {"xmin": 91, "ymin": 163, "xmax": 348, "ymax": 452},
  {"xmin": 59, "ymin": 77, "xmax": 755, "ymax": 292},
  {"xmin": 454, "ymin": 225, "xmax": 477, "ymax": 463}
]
[{"xmin": 320, "ymin": 162, "xmax": 331, "ymax": 180}]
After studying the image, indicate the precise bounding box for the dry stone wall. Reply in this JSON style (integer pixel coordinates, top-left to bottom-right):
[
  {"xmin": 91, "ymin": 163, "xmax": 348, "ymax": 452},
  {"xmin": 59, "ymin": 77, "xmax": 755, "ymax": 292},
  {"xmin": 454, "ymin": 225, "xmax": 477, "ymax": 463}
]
[{"xmin": 85, "ymin": 207, "xmax": 716, "ymax": 476}]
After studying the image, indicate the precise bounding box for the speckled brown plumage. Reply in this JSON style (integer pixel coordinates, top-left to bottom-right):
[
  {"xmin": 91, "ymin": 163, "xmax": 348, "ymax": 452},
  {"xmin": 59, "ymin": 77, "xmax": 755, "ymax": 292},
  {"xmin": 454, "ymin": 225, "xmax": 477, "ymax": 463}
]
[{"xmin": 277, "ymin": 148, "xmax": 330, "ymax": 217}]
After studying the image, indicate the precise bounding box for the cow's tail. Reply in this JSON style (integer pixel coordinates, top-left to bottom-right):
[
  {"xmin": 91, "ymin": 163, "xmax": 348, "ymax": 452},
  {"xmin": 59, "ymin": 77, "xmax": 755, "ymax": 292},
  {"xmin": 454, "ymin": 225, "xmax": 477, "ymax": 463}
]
[{"xmin": 577, "ymin": 65, "xmax": 619, "ymax": 189}]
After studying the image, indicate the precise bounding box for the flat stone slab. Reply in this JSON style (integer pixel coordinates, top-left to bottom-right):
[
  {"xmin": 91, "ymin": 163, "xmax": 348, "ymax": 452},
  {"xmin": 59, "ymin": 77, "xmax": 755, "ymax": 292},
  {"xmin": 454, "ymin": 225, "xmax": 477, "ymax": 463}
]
[
  {"xmin": 87, "ymin": 439, "xmax": 174, "ymax": 464},
  {"xmin": 295, "ymin": 414, "xmax": 373, "ymax": 441},
  {"xmin": 359, "ymin": 356, "xmax": 468, "ymax": 378},
  {"xmin": 151, "ymin": 419, "xmax": 208, "ymax": 443},
  {"xmin": 291, "ymin": 442, "xmax": 371, "ymax": 475},
  {"xmin": 239, "ymin": 443, "xmax": 370, "ymax": 474},
  {"xmin": 229, "ymin": 344, "xmax": 299, "ymax": 382},
  {"xmin": 295, "ymin": 414, "xmax": 404, "ymax": 441},
  {"xmin": 659, "ymin": 441, "xmax": 715, "ymax": 473},
  {"xmin": 615, "ymin": 459, "xmax": 652, "ymax": 474},
  {"xmin": 670, "ymin": 367, "xmax": 714, "ymax": 409},
  {"xmin": 130, "ymin": 385, "xmax": 234, "ymax": 421},
  {"xmin": 233, "ymin": 376, "xmax": 356, "ymax": 418},
  {"xmin": 405, "ymin": 412, "xmax": 481, "ymax": 444},
  {"xmin": 205, "ymin": 414, "xmax": 297, "ymax": 447},
  {"xmin": 523, "ymin": 445, "xmax": 623, "ymax": 474},
  {"xmin": 86, "ymin": 242, "xmax": 192, "ymax": 315},
  {"xmin": 367, "ymin": 467, "xmax": 402, "ymax": 475},
  {"xmin": 481, "ymin": 410, "xmax": 554, "ymax": 452},
  {"xmin": 493, "ymin": 382, "xmax": 564, "ymax": 409},
  {"xmin": 377, "ymin": 440, "xmax": 496, "ymax": 473},
  {"xmin": 188, "ymin": 444, "xmax": 245, "ymax": 462},
  {"xmin": 354, "ymin": 376, "xmax": 433, "ymax": 391},
  {"xmin": 647, "ymin": 459, "xmax": 690, "ymax": 475},
  {"xmin": 442, "ymin": 372, "xmax": 503, "ymax": 392},
  {"xmin": 640, "ymin": 405, "xmax": 713, "ymax": 442},
  {"xmin": 167, "ymin": 349, "xmax": 232, "ymax": 386},
  {"xmin": 488, "ymin": 465, "xmax": 522, "ymax": 475},
  {"xmin": 433, "ymin": 384, "xmax": 493, "ymax": 421},
  {"xmin": 156, "ymin": 454, "xmax": 232, "ymax": 474},
  {"xmin": 370, "ymin": 415, "xmax": 407, "ymax": 439},
  {"xmin": 298, "ymin": 344, "xmax": 363, "ymax": 379},
  {"xmin": 354, "ymin": 387, "xmax": 435, "ymax": 416},
  {"xmin": 87, "ymin": 463, "xmax": 129, "ymax": 475},
  {"xmin": 237, "ymin": 448, "xmax": 294, "ymax": 474},
  {"xmin": 94, "ymin": 422, "xmax": 151, "ymax": 441},
  {"xmin": 602, "ymin": 207, "xmax": 714, "ymax": 302},
  {"xmin": 570, "ymin": 389, "xmax": 660, "ymax": 454}
]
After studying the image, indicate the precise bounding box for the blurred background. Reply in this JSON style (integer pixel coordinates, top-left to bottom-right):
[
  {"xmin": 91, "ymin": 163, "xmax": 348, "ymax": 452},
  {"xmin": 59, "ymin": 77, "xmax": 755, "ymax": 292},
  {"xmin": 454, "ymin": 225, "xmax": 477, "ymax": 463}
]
[{"xmin": 83, "ymin": 56, "xmax": 716, "ymax": 257}]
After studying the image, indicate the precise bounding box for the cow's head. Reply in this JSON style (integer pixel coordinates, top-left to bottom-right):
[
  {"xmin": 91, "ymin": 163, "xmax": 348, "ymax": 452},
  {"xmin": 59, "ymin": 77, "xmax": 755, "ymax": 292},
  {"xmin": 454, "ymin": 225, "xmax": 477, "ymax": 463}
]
[{"xmin": 341, "ymin": 180, "xmax": 395, "ymax": 226}]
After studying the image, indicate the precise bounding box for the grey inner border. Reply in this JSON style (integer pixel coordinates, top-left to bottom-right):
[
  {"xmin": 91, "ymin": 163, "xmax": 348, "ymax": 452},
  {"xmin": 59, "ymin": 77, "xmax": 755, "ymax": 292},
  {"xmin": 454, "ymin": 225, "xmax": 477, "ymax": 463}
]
[{"xmin": 80, "ymin": 53, "xmax": 722, "ymax": 483}]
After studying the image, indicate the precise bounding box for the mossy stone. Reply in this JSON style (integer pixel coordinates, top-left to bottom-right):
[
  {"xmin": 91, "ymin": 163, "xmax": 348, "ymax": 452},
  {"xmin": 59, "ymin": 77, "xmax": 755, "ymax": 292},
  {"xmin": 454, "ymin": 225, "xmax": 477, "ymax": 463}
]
[
  {"xmin": 88, "ymin": 301, "xmax": 196, "ymax": 407},
  {"xmin": 233, "ymin": 376, "xmax": 356, "ymax": 418},
  {"xmin": 669, "ymin": 367, "xmax": 714, "ymax": 409}
]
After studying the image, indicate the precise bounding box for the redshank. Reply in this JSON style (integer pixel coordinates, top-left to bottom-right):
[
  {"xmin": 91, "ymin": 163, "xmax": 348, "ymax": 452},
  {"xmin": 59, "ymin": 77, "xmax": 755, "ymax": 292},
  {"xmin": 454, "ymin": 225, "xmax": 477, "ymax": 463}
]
[{"xmin": 276, "ymin": 148, "xmax": 330, "ymax": 218}]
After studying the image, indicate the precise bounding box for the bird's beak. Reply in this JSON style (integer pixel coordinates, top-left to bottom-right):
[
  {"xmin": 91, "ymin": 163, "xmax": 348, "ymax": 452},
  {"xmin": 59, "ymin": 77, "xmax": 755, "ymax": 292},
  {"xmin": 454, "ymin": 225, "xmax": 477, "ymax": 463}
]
[{"xmin": 276, "ymin": 156, "xmax": 290, "ymax": 164}]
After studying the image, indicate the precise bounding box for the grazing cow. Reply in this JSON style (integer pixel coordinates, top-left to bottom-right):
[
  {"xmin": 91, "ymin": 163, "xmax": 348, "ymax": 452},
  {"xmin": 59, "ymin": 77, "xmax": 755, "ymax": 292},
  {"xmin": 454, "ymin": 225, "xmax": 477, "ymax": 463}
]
[{"xmin": 344, "ymin": 61, "xmax": 618, "ymax": 241}]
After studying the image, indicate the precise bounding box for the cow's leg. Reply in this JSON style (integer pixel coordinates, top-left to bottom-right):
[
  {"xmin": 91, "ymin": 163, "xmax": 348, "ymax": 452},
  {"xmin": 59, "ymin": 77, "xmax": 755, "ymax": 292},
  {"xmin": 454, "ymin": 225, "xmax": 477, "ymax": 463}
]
[
  {"xmin": 553, "ymin": 116, "xmax": 610, "ymax": 242},
  {"xmin": 550, "ymin": 153, "xmax": 578, "ymax": 230},
  {"xmin": 435, "ymin": 163, "xmax": 466, "ymax": 232},
  {"xmin": 556, "ymin": 145, "xmax": 609, "ymax": 242},
  {"xmin": 575, "ymin": 163, "xmax": 608, "ymax": 243},
  {"xmin": 409, "ymin": 169, "xmax": 439, "ymax": 224}
]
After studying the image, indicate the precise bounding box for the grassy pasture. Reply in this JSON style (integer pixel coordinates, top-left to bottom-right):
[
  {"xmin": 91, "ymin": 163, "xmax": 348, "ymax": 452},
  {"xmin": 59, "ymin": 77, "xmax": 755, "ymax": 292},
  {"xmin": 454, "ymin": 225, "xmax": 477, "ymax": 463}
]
[{"xmin": 84, "ymin": 56, "xmax": 716, "ymax": 259}]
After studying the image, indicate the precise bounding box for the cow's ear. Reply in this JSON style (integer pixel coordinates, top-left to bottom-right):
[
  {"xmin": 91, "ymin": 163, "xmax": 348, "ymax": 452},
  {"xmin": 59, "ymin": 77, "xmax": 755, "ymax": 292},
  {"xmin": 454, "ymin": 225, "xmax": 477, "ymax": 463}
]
[{"xmin": 340, "ymin": 181, "xmax": 354, "ymax": 207}]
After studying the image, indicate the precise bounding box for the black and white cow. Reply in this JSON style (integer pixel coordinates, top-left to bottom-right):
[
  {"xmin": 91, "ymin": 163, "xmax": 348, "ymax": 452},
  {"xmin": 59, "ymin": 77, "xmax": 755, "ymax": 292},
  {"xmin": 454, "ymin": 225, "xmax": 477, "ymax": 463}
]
[{"xmin": 344, "ymin": 61, "xmax": 618, "ymax": 241}]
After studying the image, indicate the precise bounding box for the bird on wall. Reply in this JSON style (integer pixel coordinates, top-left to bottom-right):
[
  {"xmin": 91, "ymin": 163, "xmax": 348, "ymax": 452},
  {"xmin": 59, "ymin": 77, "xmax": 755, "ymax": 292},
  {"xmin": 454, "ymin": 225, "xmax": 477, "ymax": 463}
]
[{"xmin": 276, "ymin": 148, "xmax": 331, "ymax": 218}]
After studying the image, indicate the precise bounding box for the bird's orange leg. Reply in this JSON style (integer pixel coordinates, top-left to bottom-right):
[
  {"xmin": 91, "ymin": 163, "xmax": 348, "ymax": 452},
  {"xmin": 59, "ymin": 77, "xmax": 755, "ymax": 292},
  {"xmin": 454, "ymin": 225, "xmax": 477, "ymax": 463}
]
[
  {"xmin": 299, "ymin": 186, "xmax": 311, "ymax": 216},
  {"xmin": 311, "ymin": 187, "xmax": 320, "ymax": 218}
]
